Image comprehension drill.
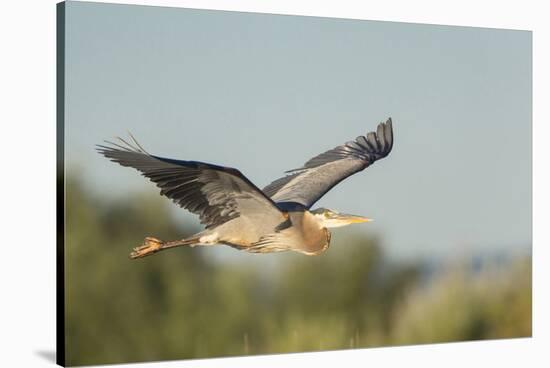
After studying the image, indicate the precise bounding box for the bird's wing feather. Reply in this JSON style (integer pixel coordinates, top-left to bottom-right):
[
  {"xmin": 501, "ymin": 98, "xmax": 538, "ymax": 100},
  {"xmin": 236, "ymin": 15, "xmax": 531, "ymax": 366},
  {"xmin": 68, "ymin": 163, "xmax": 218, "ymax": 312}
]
[
  {"xmin": 263, "ymin": 118, "xmax": 393, "ymax": 208},
  {"xmin": 97, "ymin": 136, "xmax": 285, "ymax": 229},
  {"xmin": 247, "ymin": 232, "xmax": 297, "ymax": 253}
]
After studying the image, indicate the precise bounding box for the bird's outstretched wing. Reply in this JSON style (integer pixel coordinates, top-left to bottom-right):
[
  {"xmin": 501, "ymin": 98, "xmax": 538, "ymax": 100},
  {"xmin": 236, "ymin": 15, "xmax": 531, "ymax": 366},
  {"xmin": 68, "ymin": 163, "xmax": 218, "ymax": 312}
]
[
  {"xmin": 263, "ymin": 118, "xmax": 393, "ymax": 208},
  {"xmin": 97, "ymin": 136, "xmax": 285, "ymax": 229}
]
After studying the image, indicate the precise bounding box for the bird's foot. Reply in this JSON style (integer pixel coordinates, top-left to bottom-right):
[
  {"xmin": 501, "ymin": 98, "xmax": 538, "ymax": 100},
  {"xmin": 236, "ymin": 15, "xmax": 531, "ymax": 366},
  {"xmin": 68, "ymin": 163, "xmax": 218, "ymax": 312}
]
[{"xmin": 130, "ymin": 237, "xmax": 164, "ymax": 259}]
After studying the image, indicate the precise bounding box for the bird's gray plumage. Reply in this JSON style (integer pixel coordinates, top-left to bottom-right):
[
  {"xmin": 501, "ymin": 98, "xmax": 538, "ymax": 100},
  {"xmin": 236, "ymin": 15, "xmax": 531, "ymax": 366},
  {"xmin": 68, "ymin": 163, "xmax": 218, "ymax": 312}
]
[
  {"xmin": 263, "ymin": 118, "xmax": 393, "ymax": 208},
  {"xmin": 96, "ymin": 118, "xmax": 394, "ymax": 258},
  {"xmin": 96, "ymin": 137, "xmax": 285, "ymax": 230}
]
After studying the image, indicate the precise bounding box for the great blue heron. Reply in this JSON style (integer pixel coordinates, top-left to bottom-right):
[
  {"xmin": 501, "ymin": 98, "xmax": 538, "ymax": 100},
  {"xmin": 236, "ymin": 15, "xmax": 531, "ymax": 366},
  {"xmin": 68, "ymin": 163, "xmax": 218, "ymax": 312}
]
[{"xmin": 97, "ymin": 118, "xmax": 393, "ymax": 259}]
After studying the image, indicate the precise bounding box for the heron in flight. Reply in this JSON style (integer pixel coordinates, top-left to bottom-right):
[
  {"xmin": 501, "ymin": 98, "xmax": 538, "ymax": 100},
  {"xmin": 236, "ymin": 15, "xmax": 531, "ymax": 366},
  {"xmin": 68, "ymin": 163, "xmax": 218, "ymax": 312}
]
[{"xmin": 97, "ymin": 118, "xmax": 393, "ymax": 259}]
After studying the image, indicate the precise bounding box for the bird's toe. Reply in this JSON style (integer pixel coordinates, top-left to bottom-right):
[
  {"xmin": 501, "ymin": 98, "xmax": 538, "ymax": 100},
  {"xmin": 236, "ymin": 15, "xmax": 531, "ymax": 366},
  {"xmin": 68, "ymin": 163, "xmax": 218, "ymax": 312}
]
[{"xmin": 129, "ymin": 237, "xmax": 164, "ymax": 259}]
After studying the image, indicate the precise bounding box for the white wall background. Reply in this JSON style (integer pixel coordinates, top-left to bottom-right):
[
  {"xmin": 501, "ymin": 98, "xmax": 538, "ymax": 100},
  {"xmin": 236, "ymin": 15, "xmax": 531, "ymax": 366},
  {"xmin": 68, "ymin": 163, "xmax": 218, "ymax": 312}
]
[{"xmin": 0, "ymin": 1, "xmax": 548, "ymax": 367}]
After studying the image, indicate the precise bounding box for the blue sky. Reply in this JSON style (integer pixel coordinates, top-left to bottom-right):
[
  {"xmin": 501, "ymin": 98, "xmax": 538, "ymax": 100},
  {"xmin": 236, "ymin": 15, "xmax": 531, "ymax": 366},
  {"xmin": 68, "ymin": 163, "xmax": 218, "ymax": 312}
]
[{"xmin": 64, "ymin": 1, "xmax": 531, "ymax": 260}]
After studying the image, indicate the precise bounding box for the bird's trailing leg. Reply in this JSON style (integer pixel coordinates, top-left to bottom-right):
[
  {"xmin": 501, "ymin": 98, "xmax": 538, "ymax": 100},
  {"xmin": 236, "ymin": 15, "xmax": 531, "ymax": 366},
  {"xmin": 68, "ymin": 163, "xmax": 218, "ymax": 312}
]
[{"xmin": 130, "ymin": 236, "xmax": 200, "ymax": 259}]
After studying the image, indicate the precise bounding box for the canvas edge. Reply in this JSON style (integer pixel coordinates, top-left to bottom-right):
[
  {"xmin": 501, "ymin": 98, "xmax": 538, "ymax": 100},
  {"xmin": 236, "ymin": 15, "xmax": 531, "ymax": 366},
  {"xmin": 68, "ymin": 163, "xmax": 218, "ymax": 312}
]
[{"xmin": 56, "ymin": 2, "xmax": 66, "ymax": 367}]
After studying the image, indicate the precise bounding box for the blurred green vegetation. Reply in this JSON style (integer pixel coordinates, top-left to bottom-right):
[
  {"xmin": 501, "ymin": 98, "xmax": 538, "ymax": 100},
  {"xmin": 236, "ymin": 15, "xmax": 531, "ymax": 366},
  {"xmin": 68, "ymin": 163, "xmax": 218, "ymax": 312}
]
[{"xmin": 64, "ymin": 177, "xmax": 531, "ymax": 366}]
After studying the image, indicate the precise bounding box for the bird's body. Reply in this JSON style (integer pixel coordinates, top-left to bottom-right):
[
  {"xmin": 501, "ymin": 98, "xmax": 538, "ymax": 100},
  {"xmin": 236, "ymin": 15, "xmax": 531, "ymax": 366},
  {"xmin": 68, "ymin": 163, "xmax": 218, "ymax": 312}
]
[
  {"xmin": 198, "ymin": 208, "xmax": 331, "ymax": 255},
  {"xmin": 97, "ymin": 118, "xmax": 393, "ymax": 258}
]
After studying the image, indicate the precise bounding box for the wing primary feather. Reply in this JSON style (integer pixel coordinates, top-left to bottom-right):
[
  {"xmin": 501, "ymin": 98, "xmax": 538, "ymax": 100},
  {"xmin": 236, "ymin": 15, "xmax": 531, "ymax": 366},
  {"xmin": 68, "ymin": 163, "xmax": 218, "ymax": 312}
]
[
  {"xmin": 262, "ymin": 117, "xmax": 394, "ymax": 208},
  {"xmin": 128, "ymin": 131, "xmax": 150, "ymax": 154},
  {"xmin": 98, "ymin": 134, "xmax": 284, "ymax": 229}
]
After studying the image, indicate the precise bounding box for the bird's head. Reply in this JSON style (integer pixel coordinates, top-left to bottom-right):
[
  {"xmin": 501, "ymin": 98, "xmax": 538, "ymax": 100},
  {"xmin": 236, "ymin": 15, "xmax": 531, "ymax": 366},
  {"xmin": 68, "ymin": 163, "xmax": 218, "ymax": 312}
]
[{"xmin": 311, "ymin": 208, "xmax": 373, "ymax": 228}]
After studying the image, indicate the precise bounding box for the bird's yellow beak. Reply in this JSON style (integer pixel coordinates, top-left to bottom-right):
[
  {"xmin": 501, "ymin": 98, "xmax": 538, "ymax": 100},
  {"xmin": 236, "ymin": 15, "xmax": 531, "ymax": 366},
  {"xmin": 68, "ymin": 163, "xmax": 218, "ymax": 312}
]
[
  {"xmin": 336, "ymin": 213, "xmax": 373, "ymax": 224},
  {"xmin": 319, "ymin": 210, "xmax": 374, "ymax": 228}
]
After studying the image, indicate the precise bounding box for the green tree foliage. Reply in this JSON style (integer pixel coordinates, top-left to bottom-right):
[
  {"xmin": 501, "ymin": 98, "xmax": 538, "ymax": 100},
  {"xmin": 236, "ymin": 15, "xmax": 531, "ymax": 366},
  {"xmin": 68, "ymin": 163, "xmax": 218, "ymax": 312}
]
[
  {"xmin": 390, "ymin": 258, "xmax": 531, "ymax": 345},
  {"xmin": 64, "ymin": 178, "xmax": 531, "ymax": 366}
]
